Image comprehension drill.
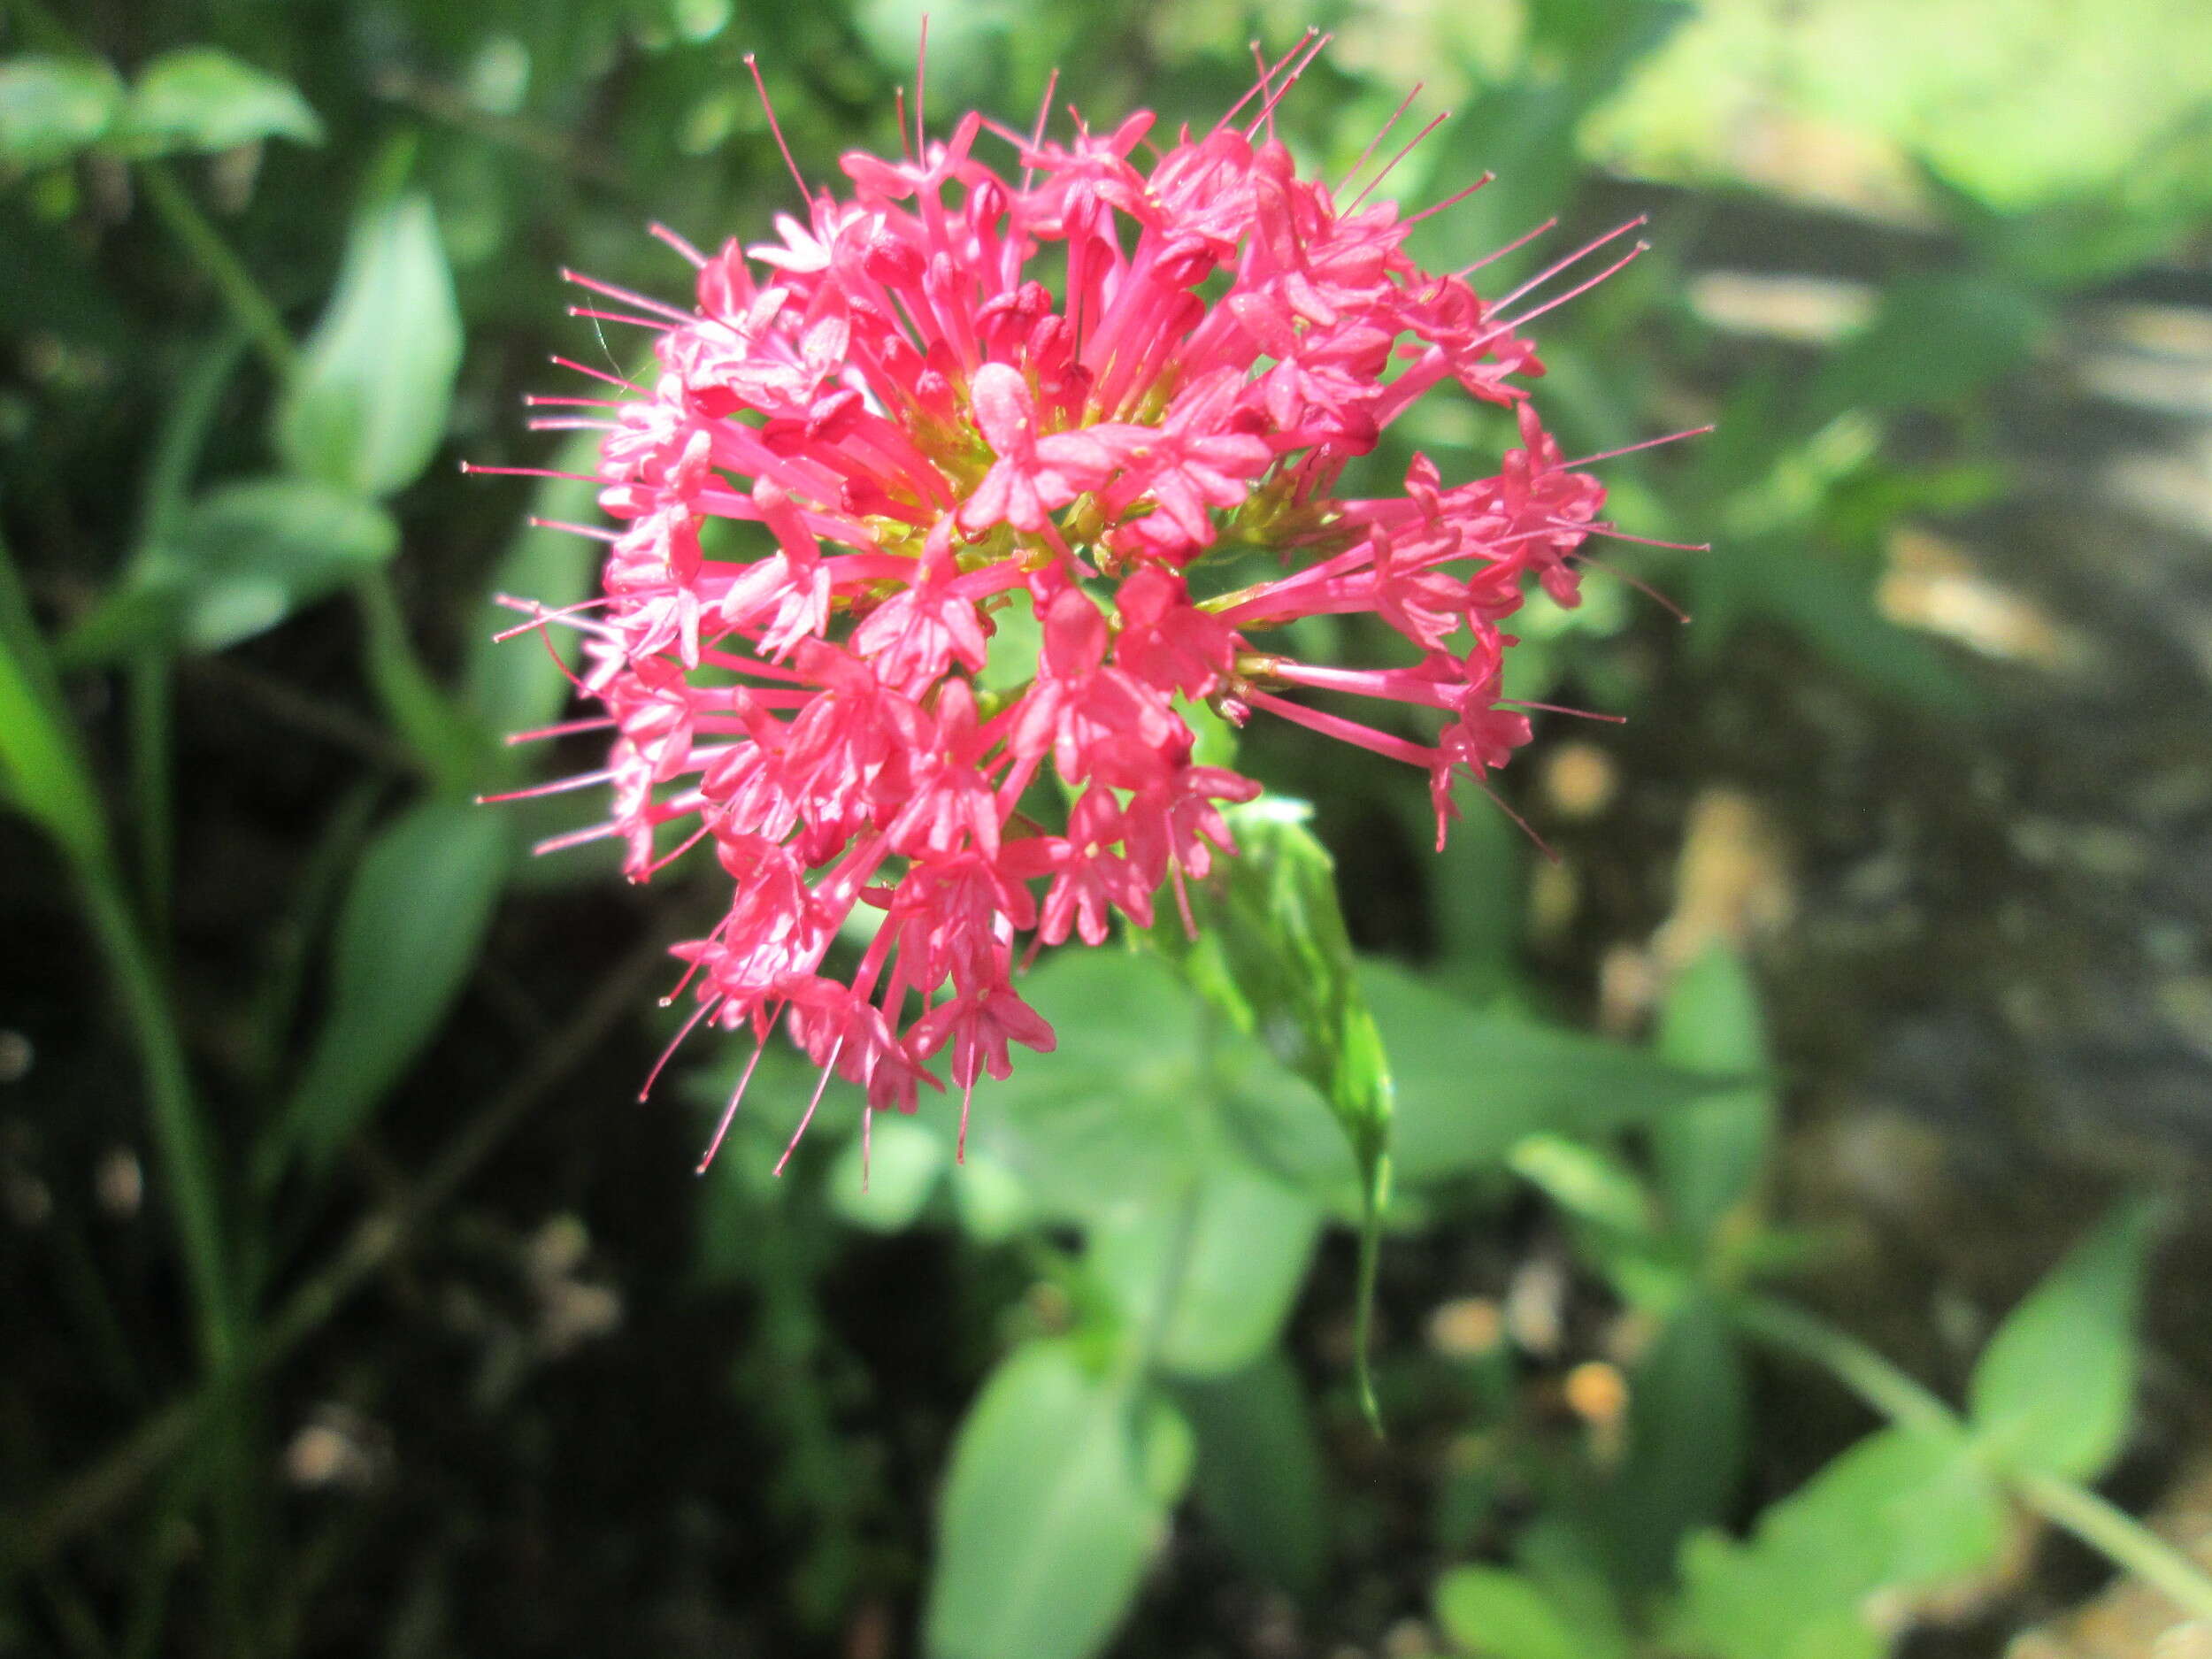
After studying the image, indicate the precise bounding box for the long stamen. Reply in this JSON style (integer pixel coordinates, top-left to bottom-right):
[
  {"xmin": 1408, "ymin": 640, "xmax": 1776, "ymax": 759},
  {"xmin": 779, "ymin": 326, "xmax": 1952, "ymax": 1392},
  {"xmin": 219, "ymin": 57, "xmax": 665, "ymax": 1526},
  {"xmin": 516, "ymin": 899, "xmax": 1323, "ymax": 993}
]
[
  {"xmin": 1337, "ymin": 82, "xmax": 1424, "ymax": 195},
  {"xmin": 695, "ymin": 1036, "xmax": 770, "ymax": 1172},
  {"xmin": 1494, "ymin": 217, "xmax": 1647, "ymax": 310},
  {"xmin": 745, "ymin": 52, "xmax": 812, "ymax": 203},
  {"xmin": 1565, "ymin": 425, "xmax": 1716, "ymax": 467},
  {"xmin": 1348, "ymin": 109, "xmax": 1449, "ymax": 210}
]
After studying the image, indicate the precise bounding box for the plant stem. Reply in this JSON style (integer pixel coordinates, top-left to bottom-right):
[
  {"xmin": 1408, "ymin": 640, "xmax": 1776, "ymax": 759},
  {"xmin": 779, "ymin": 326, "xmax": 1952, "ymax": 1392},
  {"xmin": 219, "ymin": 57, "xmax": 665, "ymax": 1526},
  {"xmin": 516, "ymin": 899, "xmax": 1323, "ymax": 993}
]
[
  {"xmin": 78, "ymin": 867, "xmax": 234, "ymax": 1371},
  {"xmin": 137, "ymin": 165, "xmax": 299, "ymax": 382},
  {"xmin": 2013, "ymin": 1470, "xmax": 2212, "ymax": 1624},
  {"xmin": 8, "ymin": 926, "xmax": 669, "ymax": 1567},
  {"xmin": 1733, "ymin": 1294, "xmax": 1954, "ymax": 1432},
  {"xmin": 129, "ymin": 660, "xmax": 173, "ymax": 935}
]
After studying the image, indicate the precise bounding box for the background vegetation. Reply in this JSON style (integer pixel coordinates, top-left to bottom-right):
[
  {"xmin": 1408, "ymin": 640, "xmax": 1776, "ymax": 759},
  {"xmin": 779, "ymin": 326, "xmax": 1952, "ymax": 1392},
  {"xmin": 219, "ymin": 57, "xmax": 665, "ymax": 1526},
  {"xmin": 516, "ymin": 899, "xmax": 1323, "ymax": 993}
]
[{"xmin": 4, "ymin": 1, "xmax": 2212, "ymax": 1655}]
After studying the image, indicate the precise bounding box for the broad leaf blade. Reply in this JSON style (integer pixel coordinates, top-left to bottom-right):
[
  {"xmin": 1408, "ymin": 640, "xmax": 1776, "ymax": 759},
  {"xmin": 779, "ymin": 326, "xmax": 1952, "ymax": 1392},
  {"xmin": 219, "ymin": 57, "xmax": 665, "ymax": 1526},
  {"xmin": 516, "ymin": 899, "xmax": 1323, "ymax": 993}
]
[
  {"xmin": 926, "ymin": 1339, "xmax": 1183, "ymax": 1659},
  {"xmin": 0, "ymin": 56, "xmax": 122, "ymax": 169},
  {"xmin": 1967, "ymin": 1196, "xmax": 2160, "ymax": 1481},
  {"xmin": 275, "ymin": 193, "xmax": 462, "ymax": 498},
  {"xmin": 68, "ymin": 477, "xmax": 398, "ymax": 660},
  {"xmin": 1652, "ymin": 943, "xmax": 1773, "ymax": 1246},
  {"xmin": 112, "ymin": 47, "xmax": 322, "ymax": 157}
]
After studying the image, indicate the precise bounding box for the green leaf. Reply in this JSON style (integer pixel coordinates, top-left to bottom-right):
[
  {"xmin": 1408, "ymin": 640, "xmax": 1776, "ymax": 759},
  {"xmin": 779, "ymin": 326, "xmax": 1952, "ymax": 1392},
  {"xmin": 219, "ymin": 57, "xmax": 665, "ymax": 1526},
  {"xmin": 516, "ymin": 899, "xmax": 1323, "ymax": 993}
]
[
  {"xmin": 0, "ymin": 540, "xmax": 109, "ymax": 866},
  {"xmin": 1967, "ymin": 1196, "xmax": 2159, "ymax": 1481},
  {"xmin": 827, "ymin": 1113, "xmax": 947, "ymax": 1233},
  {"xmin": 272, "ymin": 800, "xmax": 512, "ymax": 1180},
  {"xmin": 1090, "ymin": 1164, "xmax": 1320, "ymax": 1378},
  {"xmin": 1652, "ymin": 944, "xmax": 1773, "ymax": 1247},
  {"xmin": 1670, "ymin": 1423, "xmax": 2006, "ymax": 1659},
  {"xmin": 1363, "ymin": 960, "xmax": 1740, "ymax": 1181},
  {"xmin": 112, "ymin": 47, "xmax": 322, "ymax": 157},
  {"xmin": 1143, "ymin": 799, "xmax": 1393, "ymax": 1413},
  {"xmin": 1434, "ymin": 1566, "xmax": 1586, "ymax": 1659},
  {"xmin": 1176, "ymin": 1353, "xmax": 1328, "ymax": 1598},
  {"xmin": 0, "ymin": 56, "xmax": 122, "ymax": 169},
  {"xmin": 275, "ymin": 193, "xmax": 462, "ymax": 498},
  {"xmin": 1809, "ymin": 274, "xmax": 2047, "ymax": 418},
  {"xmin": 68, "ymin": 477, "xmax": 397, "ymax": 661},
  {"xmin": 926, "ymin": 1340, "xmax": 1183, "ymax": 1659},
  {"xmin": 1601, "ymin": 1293, "xmax": 1748, "ymax": 1589}
]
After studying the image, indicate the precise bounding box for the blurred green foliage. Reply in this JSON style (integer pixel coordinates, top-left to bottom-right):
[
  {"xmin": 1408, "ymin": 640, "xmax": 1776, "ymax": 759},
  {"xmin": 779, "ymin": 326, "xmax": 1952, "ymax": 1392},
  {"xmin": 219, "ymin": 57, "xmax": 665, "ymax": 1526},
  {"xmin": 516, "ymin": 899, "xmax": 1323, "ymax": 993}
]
[{"xmin": 2, "ymin": 0, "xmax": 2207, "ymax": 1655}]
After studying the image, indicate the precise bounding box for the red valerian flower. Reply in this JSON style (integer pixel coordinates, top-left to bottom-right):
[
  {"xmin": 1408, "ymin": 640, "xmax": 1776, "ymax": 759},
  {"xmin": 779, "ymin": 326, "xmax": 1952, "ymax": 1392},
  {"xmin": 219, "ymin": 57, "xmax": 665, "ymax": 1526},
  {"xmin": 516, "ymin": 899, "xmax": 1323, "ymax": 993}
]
[{"xmin": 486, "ymin": 35, "xmax": 1700, "ymax": 1171}]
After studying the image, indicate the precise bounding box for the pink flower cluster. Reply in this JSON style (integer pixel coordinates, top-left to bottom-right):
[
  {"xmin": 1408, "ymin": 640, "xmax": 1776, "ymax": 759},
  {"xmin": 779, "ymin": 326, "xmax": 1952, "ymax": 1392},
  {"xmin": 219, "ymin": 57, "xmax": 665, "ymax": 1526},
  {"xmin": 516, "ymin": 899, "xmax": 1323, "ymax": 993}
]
[{"xmin": 496, "ymin": 40, "xmax": 1663, "ymax": 1166}]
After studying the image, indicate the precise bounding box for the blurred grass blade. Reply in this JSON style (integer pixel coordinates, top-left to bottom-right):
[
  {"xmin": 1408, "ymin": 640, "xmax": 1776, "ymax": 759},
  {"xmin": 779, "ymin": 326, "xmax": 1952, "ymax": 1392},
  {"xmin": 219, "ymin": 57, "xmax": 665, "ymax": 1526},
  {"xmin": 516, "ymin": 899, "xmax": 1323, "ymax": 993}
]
[
  {"xmin": 926, "ymin": 1339, "xmax": 1186, "ymax": 1659},
  {"xmin": 111, "ymin": 45, "xmax": 323, "ymax": 157},
  {"xmin": 1967, "ymin": 1195, "xmax": 2161, "ymax": 1481},
  {"xmin": 275, "ymin": 192, "xmax": 461, "ymax": 499},
  {"xmin": 266, "ymin": 799, "xmax": 512, "ymax": 1185},
  {"xmin": 0, "ymin": 55, "xmax": 123, "ymax": 169}
]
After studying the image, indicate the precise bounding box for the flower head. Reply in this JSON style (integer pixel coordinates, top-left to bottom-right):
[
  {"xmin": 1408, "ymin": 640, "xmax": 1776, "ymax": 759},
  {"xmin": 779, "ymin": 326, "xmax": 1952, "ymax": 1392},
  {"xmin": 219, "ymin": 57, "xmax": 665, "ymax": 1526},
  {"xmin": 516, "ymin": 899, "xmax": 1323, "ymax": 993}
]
[{"xmin": 494, "ymin": 36, "xmax": 1674, "ymax": 1169}]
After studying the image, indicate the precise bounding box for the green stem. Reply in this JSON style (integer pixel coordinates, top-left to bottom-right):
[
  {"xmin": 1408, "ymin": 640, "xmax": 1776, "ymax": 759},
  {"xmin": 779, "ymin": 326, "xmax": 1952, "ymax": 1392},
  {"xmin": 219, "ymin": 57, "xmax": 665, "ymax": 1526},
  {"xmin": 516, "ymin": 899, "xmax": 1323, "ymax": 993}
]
[
  {"xmin": 137, "ymin": 165, "xmax": 298, "ymax": 382},
  {"xmin": 2013, "ymin": 1469, "xmax": 2212, "ymax": 1624},
  {"xmin": 78, "ymin": 868, "xmax": 234, "ymax": 1371},
  {"xmin": 1732, "ymin": 1294, "xmax": 1954, "ymax": 1432},
  {"xmin": 1736, "ymin": 1294, "xmax": 2212, "ymax": 1623},
  {"xmin": 128, "ymin": 660, "xmax": 173, "ymax": 936}
]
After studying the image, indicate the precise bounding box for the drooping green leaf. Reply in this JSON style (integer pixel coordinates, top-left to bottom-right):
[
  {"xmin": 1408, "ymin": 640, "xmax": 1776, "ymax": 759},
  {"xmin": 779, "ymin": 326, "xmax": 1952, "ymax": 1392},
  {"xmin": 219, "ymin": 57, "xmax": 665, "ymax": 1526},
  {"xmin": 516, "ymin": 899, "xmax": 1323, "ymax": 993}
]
[
  {"xmin": 272, "ymin": 800, "xmax": 512, "ymax": 1180},
  {"xmin": 1090, "ymin": 1163, "xmax": 1320, "ymax": 1379},
  {"xmin": 1363, "ymin": 960, "xmax": 1740, "ymax": 1181},
  {"xmin": 0, "ymin": 56, "xmax": 122, "ymax": 169},
  {"xmin": 275, "ymin": 193, "xmax": 462, "ymax": 498},
  {"xmin": 67, "ymin": 478, "xmax": 397, "ymax": 661},
  {"xmin": 1670, "ymin": 1423, "xmax": 2007, "ymax": 1659},
  {"xmin": 1652, "ymin": 944, "xmax": 1773, "ymax": 1248},
  {"xmin": 112, "ymin": 47, "xmax": 322, "ymax": 157},
  {"xmin": 1176, "ymin": 1353, "xmax": 1328, "ymax": 1598},
  {"xmin": 1967, "ymin": 1196, "xmax": 2159, "ymax": 1481},
  {"xmin": 926, "ymin": 1340, "xmax": 1184, "ymax": 1659},
  {"xmin": 1434, "ymin": 1566, "xmax": 1587, "ymax": 1659}
]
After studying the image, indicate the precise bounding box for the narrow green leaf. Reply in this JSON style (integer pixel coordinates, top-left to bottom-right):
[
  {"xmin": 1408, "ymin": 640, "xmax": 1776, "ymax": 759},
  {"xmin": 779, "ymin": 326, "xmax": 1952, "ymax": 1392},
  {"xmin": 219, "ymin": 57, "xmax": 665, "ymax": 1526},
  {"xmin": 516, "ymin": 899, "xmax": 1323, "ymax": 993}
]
[
  {"xmin": 67, "ymin": 477, "xmax": 397, "ymax": 661},
  {"xmin": 275, "ymin": 193, "xmax": 462, "ymax": 498},
  {"xmin": 1434, "ymin": 1566, "xmax": 1586, "ymax": 1659},
  {"xmin": 926, "ymin": 1340, "xmax": 1180, "ymax": 1659},
  {"xmin": 0, "ymin": 55, "xmax": 122, "ymax": 169},
  {"xmin": 1177, "ymin": 1353, "xmax": 1329, "ymax": 1598},
  {"xmin": 0, "ymin": 541, "xmax": 108, "ymax": 866},
  {"xmin": 1967, "ymin": 1196, "xmax": 2160, "ymax": 1481},
  {"xmin": 1090, "ymin": 1164, "xmax": 1320, "ymax": 1379},
  {"xmin": 273, "ymin": 800, "xmax": 511, "ymax": 1180},
  {"xmin": 1652, "ymin": 944, "xmax": 1773, "ymax": 1246},
  {"xmin": 112, "ymin": 47, "xmax": 322, "ymax": 157},
  {"xmin": 1362, "ymin": 960, "xmax": 1740, "ymax": 1181}
]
